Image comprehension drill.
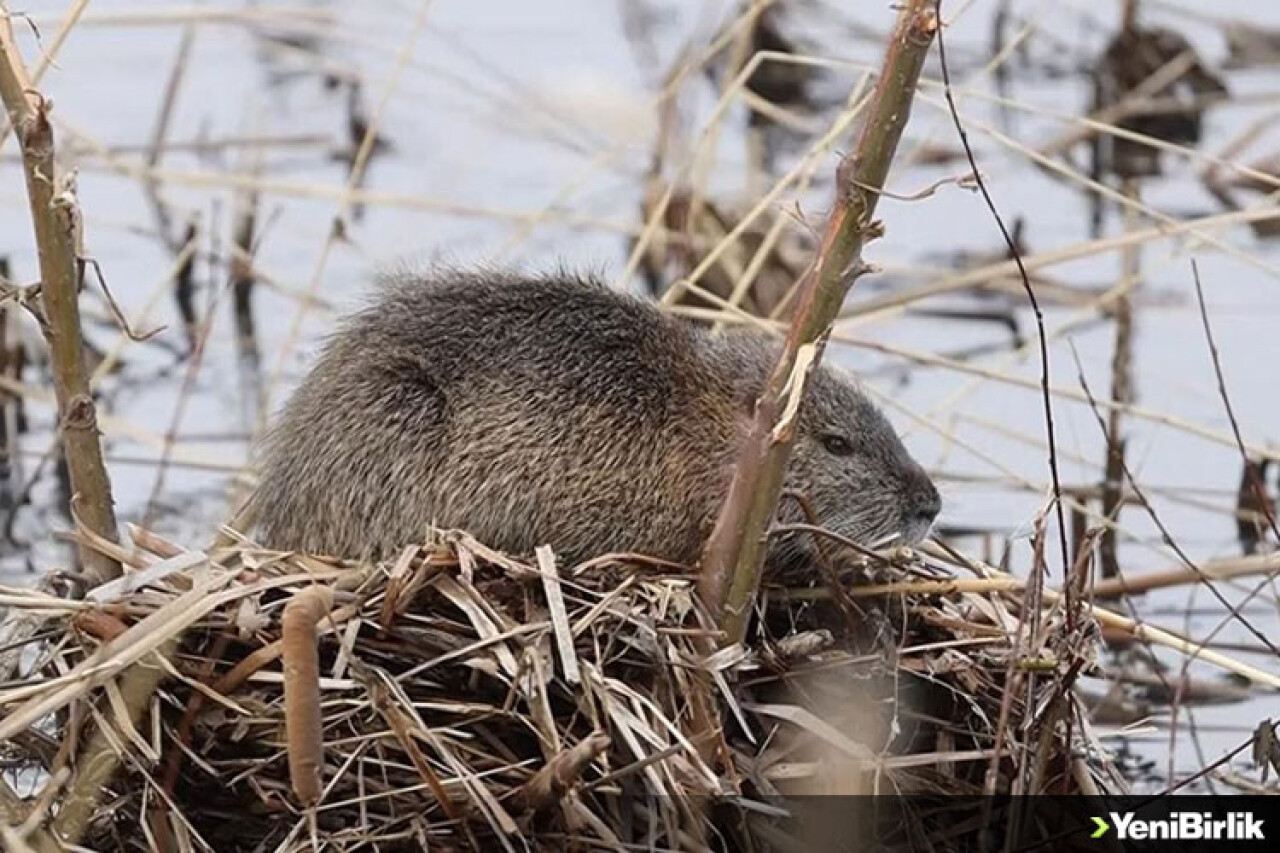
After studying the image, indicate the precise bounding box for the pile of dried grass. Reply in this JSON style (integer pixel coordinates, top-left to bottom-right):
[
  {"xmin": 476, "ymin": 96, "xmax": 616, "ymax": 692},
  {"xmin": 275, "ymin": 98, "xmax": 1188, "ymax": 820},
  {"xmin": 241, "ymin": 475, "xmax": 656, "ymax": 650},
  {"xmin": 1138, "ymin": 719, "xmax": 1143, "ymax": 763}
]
[{"xmin": 0, "ymin": 527, "xmax": 1126, "ymax": 852}]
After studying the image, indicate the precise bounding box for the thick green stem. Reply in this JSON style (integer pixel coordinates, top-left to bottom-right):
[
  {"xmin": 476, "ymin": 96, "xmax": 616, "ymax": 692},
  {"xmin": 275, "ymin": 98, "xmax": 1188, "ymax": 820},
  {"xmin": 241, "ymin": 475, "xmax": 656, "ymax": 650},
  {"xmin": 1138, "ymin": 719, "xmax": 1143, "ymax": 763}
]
[{"xmin": 698, "ymin": 0, "xmax": 938, "ymax": 646}]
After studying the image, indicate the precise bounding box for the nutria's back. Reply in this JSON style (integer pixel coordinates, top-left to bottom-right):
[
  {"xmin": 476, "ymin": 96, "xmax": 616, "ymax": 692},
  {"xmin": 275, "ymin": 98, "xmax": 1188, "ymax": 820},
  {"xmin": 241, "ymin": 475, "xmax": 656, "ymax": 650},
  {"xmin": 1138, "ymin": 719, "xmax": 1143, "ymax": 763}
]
[{"xmin": 255, "ymin": 270, "xmax": 940, "ymax": 565}]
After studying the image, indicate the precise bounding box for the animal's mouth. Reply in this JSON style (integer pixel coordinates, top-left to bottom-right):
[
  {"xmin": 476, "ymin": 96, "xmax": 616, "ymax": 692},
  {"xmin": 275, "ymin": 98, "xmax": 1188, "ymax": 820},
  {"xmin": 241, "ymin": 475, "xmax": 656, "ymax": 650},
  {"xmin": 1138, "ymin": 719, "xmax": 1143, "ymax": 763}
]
[
  {"xmin": 898, "ymin": 516, "xmax": 935, "ymax": 547},
  {"xmin": 864, "ymin": 515, "xmax": 934, "ymax": 549}
]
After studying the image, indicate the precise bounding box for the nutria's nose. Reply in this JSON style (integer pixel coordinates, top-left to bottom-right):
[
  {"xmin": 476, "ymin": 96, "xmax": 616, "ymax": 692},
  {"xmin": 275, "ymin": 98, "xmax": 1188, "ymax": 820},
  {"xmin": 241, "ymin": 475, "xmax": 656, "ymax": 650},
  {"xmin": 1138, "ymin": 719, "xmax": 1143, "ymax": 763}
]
[{"xmin": 909, "ymin": 473, "xmax": 942, "ymax": 526}]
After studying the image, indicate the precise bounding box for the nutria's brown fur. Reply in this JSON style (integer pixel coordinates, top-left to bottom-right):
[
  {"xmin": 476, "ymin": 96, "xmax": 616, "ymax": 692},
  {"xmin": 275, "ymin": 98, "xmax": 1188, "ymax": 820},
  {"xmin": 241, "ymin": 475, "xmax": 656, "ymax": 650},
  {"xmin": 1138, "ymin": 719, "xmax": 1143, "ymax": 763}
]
[{"xmin": 255, "ymin": 270, "xmax": 940, "ymax": 566}]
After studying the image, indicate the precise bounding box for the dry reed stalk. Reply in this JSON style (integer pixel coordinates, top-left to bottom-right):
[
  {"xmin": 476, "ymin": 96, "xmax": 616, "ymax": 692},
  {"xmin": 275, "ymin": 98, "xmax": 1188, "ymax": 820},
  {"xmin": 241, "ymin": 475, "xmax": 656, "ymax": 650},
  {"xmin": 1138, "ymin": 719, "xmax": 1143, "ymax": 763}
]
[
  {"xmin": 953, "ymin": 412, "xmax": 1250, "ymax": 525},
  {"xmin": 781, "ymin": 576, "xmax": 1027, "ymax": 600},
  {"xmin": 839, "ymin": 333, "xmax": 1280, "ymax": 462},
  {"xmin": 1090, "ymin": 553, "xmax": 1280, "ymax": 597},
  {"xmin": 368, "ymin": 676, "xmax": 461, "ymax": 821},
  {"xmin": 847, "ymin": 192, "xmax": 1280, "ymax": 316},
  {"xmin": 965, "ymin": 83, "xmax": 1280, "ymax": 213},
  {"xmin": 1073, "ymin": 353, "xmax": 1280, "ymax": 659},
  {"xmin": 0, "ymin": 569, "xmax": 227, "ymax": 741},
  {"xmin": 656, "ymin": 69, "xmax": 873, "ymax": 318},
  {"xmin": 900, "ymin": 221, "xmax": 1266, "ymax": 481},
  {"xmin": 1037, "ymin": 50, "xmax": 1200, "ymax": 162},
  {"xmin": 922, "ymin": 543, "xmax": 1280, "ymax": 689},
  {"xmin": 26, "ymin": 6, "xmax": 334, "ymax": 30},
  {"xmin": 1099, "ymin": 178, "xmax": 1141, "ymax": 580},
  {"xmin": 141, "ymin": 23, "xmax": 195, "ymax": 256},
  {"xmin": 683, "ymin": 0, "xmax": 771, "ymax": 238},
  {"xmin": 983, "ymin": 113, "xmax": 1280, "ymax": 282},
  {"xmin": 138, "ymin": 222, "xmax": 238, "ymax": 531},
  {"xmin": 678, "ymin": 46, "xmax": 1280, "ymax": 203},
  {"xmin": 55, "ymin": 147, "xmax": 649, "ymax": 235},
  {"xmin": 282, "ymin": 585, "xmax": 335, "ymax": 806},
  {"xmin": 34, "ymin": 131, "xmax": 329, "ymax": 159},
  {"xmin": 1191, "ymin": 260, "xmax": 1280, "ymax": 548},
  {"xmin": 699, "ymin": 0, "xmax": 938, "ymax": 645},
  {"xmin": 0, "ymin": 8, "xmax": 121, "ymax": 587},
  {"xmin": 515, "ymin": 14, "xmax": 766, "ymax": 268}
]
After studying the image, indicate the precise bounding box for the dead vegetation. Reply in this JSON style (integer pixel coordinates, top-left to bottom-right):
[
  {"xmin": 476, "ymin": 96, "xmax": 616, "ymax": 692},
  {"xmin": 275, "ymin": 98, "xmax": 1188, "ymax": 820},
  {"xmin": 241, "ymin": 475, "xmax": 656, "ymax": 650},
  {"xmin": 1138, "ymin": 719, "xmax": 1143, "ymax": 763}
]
[
  {"xmin": 0, "ymin": 525, "xmax": 1132, "ymax": 852},
  {"xmin": 3, "ymin": 0, "xmax": 1280, "ymax": 849}
]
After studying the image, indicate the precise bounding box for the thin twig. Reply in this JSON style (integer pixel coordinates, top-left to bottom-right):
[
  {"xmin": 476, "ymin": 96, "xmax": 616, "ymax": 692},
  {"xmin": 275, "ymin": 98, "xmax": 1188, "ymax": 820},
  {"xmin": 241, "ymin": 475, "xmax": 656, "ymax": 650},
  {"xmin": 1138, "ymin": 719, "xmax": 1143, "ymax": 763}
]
[
  {"xmin": 934, "ymin": 0, "xmax": 1071, "ymax": 598},
  {"xmin": 1190, "ymin": 259, "xmax": 1280, "ymax": 543},
  {"xmin": 1071, "ymin": 348, "xmax": 1280, "ymax": 658}
]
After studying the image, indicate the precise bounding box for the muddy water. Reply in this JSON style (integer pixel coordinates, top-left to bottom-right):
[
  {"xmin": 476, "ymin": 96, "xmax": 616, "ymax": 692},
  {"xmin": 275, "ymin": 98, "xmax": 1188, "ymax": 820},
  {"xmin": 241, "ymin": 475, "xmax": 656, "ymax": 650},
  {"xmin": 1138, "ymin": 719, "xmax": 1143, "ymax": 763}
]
[{"xmin": 2, "ymin": 0, "xmax": 1279, "ymax": 789}]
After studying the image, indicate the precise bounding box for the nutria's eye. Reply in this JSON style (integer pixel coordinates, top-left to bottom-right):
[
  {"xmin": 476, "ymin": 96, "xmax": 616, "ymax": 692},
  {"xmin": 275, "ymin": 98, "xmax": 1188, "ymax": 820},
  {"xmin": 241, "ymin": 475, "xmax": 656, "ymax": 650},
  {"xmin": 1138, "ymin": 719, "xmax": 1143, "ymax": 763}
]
[{"xmin": 821, "ymin": 434, "xmax": 854, "ymax": 456}]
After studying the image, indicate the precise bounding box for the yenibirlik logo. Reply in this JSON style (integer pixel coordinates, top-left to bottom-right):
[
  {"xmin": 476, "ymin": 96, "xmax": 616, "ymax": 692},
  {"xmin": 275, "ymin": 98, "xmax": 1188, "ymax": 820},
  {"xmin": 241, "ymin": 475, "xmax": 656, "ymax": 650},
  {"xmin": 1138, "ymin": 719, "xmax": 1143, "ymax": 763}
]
[{"xmin": 1091, "ymin": 811, "xmax": 1265, "ymax": 842}]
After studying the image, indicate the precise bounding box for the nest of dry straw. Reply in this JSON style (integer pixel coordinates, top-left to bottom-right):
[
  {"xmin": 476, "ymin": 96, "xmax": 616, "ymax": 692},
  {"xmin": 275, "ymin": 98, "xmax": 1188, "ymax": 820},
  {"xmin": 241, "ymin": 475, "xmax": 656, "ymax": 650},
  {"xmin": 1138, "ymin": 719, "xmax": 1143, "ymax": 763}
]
[{"xmin": 0, "ymin": 527, "xmax": 1123, "ymax": 851}]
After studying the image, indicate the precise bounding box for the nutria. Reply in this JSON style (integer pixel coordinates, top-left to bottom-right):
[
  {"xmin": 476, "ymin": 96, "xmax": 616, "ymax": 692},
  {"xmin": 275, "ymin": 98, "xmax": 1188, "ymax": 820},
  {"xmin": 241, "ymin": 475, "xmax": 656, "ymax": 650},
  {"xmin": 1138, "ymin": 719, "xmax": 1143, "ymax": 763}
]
[{"xmin": 254, "ymin": 270, "xmax": 940, "ymax": 567}]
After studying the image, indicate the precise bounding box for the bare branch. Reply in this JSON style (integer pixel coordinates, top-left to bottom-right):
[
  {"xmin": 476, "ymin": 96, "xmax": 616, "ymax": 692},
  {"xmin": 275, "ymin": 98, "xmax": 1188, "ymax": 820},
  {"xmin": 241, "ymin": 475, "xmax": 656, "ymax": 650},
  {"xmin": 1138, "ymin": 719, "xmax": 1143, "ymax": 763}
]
[
  {"xmin": 698, "ymin": 0, "xmax": 938, "ymax": 646},
  {"xmin": 0, "ymin": 7, "xmax": 120, "ymax": 586}
]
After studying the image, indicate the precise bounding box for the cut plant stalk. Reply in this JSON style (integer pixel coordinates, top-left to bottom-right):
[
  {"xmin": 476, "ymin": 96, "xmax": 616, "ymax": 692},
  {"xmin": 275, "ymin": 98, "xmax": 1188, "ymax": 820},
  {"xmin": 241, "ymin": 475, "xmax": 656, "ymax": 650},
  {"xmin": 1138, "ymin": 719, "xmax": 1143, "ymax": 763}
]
[
  {"xmin": 698, "ymin": 0, "xmax": 938, "ymax": 646},
  {"xmin": 0, "ymin": 7, "xmax": 121, "ymax": 586}
]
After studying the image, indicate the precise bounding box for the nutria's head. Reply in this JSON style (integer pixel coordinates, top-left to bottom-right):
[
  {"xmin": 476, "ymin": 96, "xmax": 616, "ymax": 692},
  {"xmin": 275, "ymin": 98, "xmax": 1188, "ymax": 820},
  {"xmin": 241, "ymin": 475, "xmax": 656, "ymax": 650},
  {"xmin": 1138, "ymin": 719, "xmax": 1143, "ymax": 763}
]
[
  {"xmin": 785, "ymin": 363, "xmax": 940, "ymax": 550},
  {"xmin": 712, "ymin": 331, "xmax": 940, "ymax": 565}
]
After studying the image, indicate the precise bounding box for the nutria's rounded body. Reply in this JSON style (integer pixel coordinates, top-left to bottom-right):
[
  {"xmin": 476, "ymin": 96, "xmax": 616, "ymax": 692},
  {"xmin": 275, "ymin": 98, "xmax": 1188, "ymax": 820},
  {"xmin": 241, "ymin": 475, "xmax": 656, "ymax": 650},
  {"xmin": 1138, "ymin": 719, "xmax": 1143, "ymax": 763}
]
[{"xmin": 255, "ymin": 271, "xmax": 939, "ymax": 565}]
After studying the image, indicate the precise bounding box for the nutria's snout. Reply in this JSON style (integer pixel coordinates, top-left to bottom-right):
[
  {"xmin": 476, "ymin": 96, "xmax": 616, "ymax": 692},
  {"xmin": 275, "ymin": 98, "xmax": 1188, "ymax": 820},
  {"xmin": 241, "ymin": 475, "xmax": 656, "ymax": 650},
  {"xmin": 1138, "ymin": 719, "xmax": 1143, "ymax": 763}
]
[{"xmin": 901, "ymin": 467, "xmax": 942, "ymax": 545}]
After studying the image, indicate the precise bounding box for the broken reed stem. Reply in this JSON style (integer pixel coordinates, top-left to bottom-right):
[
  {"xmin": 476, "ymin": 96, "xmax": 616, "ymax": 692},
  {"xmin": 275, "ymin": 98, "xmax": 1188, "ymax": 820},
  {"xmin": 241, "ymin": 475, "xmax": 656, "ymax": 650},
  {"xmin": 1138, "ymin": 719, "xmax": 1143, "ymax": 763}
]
[
  {"xmin": 520, "ymin": 731, "xmax": 612, "ymax": 812},
  {"xmin": 282, "ymin": 585, "xmax": 335, "ymax": 806},
  {"xmin": 698, "ymin": 0, "xmax": 937, "ymax": 646},
  {"xmin": 0, "ymin": 9, "xmax": 121, "ymax": 587}
]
